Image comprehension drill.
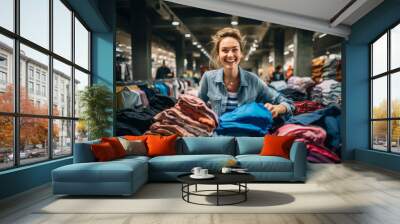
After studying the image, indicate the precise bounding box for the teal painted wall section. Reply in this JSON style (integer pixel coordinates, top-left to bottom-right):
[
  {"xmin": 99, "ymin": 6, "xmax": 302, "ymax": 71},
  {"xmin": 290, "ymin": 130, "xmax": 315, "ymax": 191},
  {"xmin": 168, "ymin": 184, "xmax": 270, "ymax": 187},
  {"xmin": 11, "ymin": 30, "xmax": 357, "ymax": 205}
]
[
  {"xmin": 91, "ymin": 0, "xmax": 116, "ymax": 135},
  {"xmin": 345, "ymin": 0, "xmax": 400, "ymax": 170},
  {"xmin": 0, "ymin": 0, "xmax": 115, "ymax": 200},
  {"xmin": 0, "ymin": 158, "xmax": 72, "ymax": 199},
  {"xmin": 65, "ymin": 0, "xmax": 109, "ymax": 32}
]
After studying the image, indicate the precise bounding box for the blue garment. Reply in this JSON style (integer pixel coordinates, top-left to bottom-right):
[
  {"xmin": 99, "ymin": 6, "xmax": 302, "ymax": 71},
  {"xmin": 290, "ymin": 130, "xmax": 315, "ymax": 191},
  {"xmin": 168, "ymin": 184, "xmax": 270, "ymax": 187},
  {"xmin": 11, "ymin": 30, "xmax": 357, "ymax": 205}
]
[
  {"xmin": 198, "ymin": 67, "xmax": 294, "ymax": 116},
  {"xmin": 215, "ymin": 102, "xmax": 273, "ymax": 136},
  {"xmin": 286, "ymin": 105, "xmax": 341, "ymax": 150},
  {"xmin": 154, "ymin": 82, "xmax": 168, "ymax": 96}
]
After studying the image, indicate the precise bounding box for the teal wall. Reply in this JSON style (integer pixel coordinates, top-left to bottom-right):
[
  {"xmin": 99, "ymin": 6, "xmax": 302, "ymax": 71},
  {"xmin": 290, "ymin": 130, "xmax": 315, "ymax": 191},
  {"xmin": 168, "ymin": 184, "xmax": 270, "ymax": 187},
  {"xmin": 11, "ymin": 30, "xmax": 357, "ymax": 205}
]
[
  {"xmin": 344, "ymin": 0, "xmax": 400, "ymax": 170},
  {"xmin": 0, "ymin": 0, "xmax": 116, "ymax": 200}
]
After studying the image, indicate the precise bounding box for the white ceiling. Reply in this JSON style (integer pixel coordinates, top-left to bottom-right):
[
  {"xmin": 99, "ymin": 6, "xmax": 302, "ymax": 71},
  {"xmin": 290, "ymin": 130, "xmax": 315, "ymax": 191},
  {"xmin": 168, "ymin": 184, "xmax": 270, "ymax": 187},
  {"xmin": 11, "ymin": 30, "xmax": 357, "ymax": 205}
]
[{"xmin": 165, "ymin": 0, "xmax": 384, "ymax": 38}]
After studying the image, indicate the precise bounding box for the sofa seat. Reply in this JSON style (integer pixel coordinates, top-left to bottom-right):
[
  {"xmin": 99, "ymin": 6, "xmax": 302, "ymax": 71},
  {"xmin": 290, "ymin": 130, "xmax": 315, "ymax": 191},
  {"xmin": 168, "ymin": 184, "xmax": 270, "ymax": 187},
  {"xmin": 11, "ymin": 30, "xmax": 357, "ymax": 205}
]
[
  {"xmin": 52, "ymin": 157, "xmax": 148, "ymax": 196},
  {"xmin": 148, "ymin": 154, "xmax": 235, "ymax": 181},
  {"xmin": 236, "ymin": 155, "xmax": 293, "ymax": 172}
]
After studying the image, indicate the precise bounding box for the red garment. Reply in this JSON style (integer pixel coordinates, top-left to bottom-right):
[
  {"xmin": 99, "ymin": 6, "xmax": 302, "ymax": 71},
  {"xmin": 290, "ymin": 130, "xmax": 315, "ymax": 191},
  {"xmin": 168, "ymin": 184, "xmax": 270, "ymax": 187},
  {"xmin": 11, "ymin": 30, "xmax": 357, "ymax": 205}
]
[
  {"xmin": 307, "ymin": 144, "xmax": 340, "ymax": 163},
  {"xmin": 293, "ymin": 100, "xmax": 324, "ymax": 115}
]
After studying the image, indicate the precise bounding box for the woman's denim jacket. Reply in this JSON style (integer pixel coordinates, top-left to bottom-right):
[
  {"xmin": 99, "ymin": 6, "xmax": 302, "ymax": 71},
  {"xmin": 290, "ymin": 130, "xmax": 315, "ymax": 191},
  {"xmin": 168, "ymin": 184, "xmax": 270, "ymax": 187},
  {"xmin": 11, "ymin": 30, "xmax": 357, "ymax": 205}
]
[{"xmin": 198, "ymin": 67, "xmax": 294, "ymax": 117}]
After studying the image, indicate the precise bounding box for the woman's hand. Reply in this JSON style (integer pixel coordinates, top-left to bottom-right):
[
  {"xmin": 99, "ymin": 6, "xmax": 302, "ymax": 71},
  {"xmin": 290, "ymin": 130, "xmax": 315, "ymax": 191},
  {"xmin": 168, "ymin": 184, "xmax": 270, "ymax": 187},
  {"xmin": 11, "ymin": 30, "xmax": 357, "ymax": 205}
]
[{"xmin": 264, "ymin": 103, "xmax": 287, "ymax": 118}]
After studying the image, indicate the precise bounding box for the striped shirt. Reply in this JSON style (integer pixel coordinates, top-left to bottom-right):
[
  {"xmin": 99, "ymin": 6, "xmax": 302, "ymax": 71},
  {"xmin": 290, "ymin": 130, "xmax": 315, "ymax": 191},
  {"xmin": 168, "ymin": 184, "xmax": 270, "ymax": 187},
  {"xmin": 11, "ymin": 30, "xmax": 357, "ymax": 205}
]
[{"xmin": 225, "ymin": 91, "xmax": 238, "ymax": 113}]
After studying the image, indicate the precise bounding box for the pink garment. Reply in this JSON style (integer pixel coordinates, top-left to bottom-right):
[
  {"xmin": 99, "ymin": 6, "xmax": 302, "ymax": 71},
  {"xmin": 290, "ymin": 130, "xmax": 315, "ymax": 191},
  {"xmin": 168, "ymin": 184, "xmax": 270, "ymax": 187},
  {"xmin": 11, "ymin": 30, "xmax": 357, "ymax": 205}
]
[
  {"xmin": 275, "ymin": 124, "xmax": 326, "ymax": 146},
  {"xmin": 178, "ymin": 94, "xmax": 218, "ymax": 126},
  {"xmin": 138, "ymin": 90, "xmax": 149, "ymax": 108}
]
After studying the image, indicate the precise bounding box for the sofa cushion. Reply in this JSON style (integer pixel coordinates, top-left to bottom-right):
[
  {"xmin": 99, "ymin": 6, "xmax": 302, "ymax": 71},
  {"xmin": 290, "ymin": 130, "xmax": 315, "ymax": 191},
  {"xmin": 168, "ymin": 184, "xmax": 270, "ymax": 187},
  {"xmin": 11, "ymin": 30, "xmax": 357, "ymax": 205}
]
[
  {"xmin": 236, "ymin": 155, "xmax": 293, "ymax": 172},
  {"xmin": 91, "ymin": 142, "xmax": 118, "ymax": 161},
  {"xmin": 260, "ymin": 135, "xmax": 296, "ymax": 159},
  {"xmin": 101, "ymin": 137, "xmax": 127, "ymax": 158},
  {"xmin": 53, "ymin": 158, "xmax": 147, "ymax": 183},
  {"xmin": 149, "ymin": 154, "xmax": 235, "ymax": 172},
  {"xmin": 74, "ymin": 140, "xmax": 101, "ymax": 163},
  {"xmin": 177, "ymin": 137, "xmax": 235, "ymax": 155},
  {"xmin": 236, "ymin": 137, "xmax": 263, "ymax": 155},
  {"xmin": 118, "ymin": 138, "xmax": 147, "ymax": 156},
  {"xmin": 146, "ymin": 135, "xmax": 177, "ymax": 157}
]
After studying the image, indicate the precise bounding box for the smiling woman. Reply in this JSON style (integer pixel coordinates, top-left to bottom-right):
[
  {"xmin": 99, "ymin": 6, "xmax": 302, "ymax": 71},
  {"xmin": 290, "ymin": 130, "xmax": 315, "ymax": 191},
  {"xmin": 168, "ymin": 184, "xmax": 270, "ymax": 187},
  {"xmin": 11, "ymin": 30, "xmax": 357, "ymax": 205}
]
[{"xmin": 198, "ymin": 27, "xmax": 294, "ymax": 117}]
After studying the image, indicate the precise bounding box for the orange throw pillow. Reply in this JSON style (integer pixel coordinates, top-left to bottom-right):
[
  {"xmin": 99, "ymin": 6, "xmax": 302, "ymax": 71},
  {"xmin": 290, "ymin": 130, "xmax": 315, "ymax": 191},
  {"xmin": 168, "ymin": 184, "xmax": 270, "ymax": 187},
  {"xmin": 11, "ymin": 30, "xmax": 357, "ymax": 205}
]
[
  {"xmin": 101, "ymin": 137, "xmax": 126, "ymax": 158},
  {"xmin": 146, "ymin": 135, "xmax": 177, "ymax": 157},
  {"xmin": 124, "ymin": 135, "xmax": 148, "ymax": 141},
  {"xmin": 260, "ymin": 135, "xmax": 296, "ymax": 159},
  {"xmin": 91, "ymin": 142, "xmax": 117, "ymax": 161}
]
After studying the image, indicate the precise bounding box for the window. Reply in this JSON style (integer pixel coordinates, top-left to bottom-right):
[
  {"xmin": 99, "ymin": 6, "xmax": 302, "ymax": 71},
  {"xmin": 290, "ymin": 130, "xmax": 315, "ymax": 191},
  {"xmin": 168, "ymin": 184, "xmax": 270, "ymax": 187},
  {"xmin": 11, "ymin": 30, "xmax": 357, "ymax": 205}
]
[
  {"xmin": 0, "ymin": 0, "xmax": 91, "ymax": 170},
  {"xmin": 28, "ymin": 81, "xmax": 34, "ymax": 94},
  {"xmin": 42, "ymin": 85, "xmax": 46, "ymax": 97},
  {"xmin": 0, "ymin": 0, "xmax": 14, "ymax": 32},
  {"xmin": 371, "ymin": 23, "xmax": 400, "ymax": 154},
  {"xmin": 36, "ymin": 83, "xmax": 40, "ymax": 95},
  {"xmin": 28, "ymin": 67, "xmax": 34, "ymax": 80}
]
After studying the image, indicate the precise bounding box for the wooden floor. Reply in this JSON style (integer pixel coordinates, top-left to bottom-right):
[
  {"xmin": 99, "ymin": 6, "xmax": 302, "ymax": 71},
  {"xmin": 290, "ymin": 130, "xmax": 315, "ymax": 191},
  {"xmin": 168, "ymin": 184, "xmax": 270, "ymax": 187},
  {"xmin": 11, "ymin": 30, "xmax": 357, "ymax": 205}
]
[{"xmin": 1, "ymin": 162, "xmax": 400, "ymax": 224}]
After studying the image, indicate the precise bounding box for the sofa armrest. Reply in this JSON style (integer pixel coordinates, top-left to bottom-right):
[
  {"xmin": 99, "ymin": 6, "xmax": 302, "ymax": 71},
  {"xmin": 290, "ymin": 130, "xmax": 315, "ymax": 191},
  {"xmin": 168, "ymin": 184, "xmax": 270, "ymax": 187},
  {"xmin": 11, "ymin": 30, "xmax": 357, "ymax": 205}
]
[
  {"xmin": 73, "ymin": 140, "xmax": 100, "ymax": 163},
  {"xmin": 289, "ymin": 141, "xmax": 307, "ymax": 181}
]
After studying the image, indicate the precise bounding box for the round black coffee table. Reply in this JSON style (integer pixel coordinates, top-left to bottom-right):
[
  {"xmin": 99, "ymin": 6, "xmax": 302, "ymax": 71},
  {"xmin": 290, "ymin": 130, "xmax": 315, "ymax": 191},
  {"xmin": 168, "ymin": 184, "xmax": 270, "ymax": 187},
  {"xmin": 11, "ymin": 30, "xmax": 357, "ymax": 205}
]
[{"xmin": 177, "ymin": 173, "xmax": 255, "ymax": 206}]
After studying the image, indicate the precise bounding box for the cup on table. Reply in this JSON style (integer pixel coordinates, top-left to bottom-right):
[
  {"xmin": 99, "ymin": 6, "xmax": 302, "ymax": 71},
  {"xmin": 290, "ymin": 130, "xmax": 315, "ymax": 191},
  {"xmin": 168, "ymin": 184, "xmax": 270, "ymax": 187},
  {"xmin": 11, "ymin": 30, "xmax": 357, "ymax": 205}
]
[
  {"xmin": 199, "ymin": 169, "xmax": 208, "ymax": 176},
  {"xmin": 221, "ymin": 167, "xmax": 232, "ymax": 174},
  {"xmin": 191, "ymin": 167, "xmax": 202, "ymax": 176}
]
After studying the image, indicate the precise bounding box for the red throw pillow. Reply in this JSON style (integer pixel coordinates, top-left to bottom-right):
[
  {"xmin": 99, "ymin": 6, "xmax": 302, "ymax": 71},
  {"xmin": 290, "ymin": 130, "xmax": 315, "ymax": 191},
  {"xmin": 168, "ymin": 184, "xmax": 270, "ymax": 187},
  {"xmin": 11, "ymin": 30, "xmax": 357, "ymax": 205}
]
[
  {"xmin": 101, "ymin": 137, "xmax": 126, "ymax": 158},
  {"xmin": 146, "ymin": 135, "xmax": 177, "ymax": 157},
  {"xmin": 91, "ymin": 142, "xmax": 117, "ymax": 161},
  {"xmin": 260, "ymin": 135, "xmax": 296, "ymax": 159}
]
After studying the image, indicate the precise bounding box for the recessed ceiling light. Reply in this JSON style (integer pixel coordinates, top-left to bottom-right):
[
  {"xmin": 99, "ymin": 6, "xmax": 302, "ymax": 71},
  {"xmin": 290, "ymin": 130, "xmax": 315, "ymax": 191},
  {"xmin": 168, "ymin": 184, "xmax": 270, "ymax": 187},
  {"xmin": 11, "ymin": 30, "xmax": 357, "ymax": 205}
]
[
  {"xmin": 185, "ymin": 33, "xmax": 191, "ymax": 38},
  {"xmin": 172, "ymin": 21, "xmax": 179, "ymax": 26},
  {"xmin": 193, "ymin": 41, "xmax": 198, "ymax": 45}
]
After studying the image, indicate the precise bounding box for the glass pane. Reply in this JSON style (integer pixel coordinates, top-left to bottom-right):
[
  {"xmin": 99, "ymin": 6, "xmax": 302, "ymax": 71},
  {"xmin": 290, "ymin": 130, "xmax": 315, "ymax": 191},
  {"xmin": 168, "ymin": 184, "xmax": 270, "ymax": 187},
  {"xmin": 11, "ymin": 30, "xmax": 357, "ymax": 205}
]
[
  {"xmin": 74, "ymin": 69, "xmax": 89, "ymax": 118},
  {"xmin": 20, "ymin": 0, "xmax": 49, "ymax": 49},
  {"xmin": 391, "ymin": 72, "xmax": 400, "ymax": 118},
  {"xmin": 0, "ymin": 34, "xmax": 14, "ymax": 112},
  {"xmin": 74, "ymin": 17, "xmax": 89, "ymax": 70},
  {"xmin": 20, "ymin": 44, "xmax": 49, "ymax": 115},
  {"xmin": 372, "ymin": 77, "xmax": 387, "ymax": 119},
  {"xmin": 53, "ymin": 59, "xmax": 72, "ymax": 117},
  {"xmin": 20, "ymin": 117, "xmax": 49, "ymax": 165},
  {"xmin": 53, "ymin": 0, "xmax": 72, "ymax": 60},
  {"xmin": 0, "ymin": 116, "xmax": 14, "ymax": 170},
  {"xmin": 391, "ymin": 24, "xmax": 400, "ymax": 70},
  {"xmin": 372, "ymin": 121, "xmax": 388, "ymax": 151},
  {"xmin": 391, "ymin": 120, "xmax": 400, "ymax": 153},
  {"xmin": 75, "ymin": 120, "xmax": 88, "ymax": 143},
  {"xmin": 53, "ymin": 119, "xmax": 72, "ymax": 158},
  {"xmin": 372, "ymin": 33, "xmax": 387, "ymax": 76},
  {"xmin": 0, "ymin": 0, "xmax": 14, "ymax": 31}
]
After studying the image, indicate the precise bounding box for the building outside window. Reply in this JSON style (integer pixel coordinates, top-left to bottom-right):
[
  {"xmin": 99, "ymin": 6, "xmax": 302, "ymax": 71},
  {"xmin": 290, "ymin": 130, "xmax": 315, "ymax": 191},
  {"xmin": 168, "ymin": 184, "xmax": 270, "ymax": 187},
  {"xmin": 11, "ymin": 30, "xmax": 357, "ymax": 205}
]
[
  {"xmin": 371, "ymin": 23, "xmax": 400, "ymax": 154},
  {"xmin": 0, "ymin": 0, "xmax": 91, "ymax": 170}
]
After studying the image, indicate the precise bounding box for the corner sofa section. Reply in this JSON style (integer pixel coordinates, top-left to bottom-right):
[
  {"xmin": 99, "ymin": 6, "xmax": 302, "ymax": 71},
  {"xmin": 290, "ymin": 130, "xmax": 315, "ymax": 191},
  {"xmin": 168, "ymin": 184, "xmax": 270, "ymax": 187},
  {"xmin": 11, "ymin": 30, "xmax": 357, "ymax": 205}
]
[{"xmin": 52, "ymin": 137, "xmax": 307, "ymax": 196}]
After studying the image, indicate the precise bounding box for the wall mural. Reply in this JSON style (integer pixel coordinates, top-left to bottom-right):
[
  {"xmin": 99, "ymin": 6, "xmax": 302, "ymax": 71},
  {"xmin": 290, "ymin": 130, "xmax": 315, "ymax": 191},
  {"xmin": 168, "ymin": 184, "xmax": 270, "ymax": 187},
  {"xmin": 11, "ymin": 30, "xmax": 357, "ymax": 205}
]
[{"xmin": 115, "ymin": 1, "xmax": 343, "ymax": 164}]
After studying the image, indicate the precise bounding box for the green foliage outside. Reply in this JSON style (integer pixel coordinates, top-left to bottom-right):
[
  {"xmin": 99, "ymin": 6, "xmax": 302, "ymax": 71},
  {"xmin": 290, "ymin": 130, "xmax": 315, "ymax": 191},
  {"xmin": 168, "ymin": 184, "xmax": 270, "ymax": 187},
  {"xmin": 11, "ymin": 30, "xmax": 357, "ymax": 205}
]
[{"xmin": 79, "ymin": 84, "xmax": 113, "ymax": 140}]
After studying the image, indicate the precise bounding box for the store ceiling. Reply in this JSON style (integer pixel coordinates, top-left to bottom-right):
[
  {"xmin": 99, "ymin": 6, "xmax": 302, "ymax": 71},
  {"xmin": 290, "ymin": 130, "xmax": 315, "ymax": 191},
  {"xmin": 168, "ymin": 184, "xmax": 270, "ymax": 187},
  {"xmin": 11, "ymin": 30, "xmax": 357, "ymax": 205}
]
[
  {"xmin": 165, "ymin": 0, "xmax": 384, "ymax": 37},
  {"xmin": 116, "ymin": 0, "xmax": 368, "ymax": 65}
]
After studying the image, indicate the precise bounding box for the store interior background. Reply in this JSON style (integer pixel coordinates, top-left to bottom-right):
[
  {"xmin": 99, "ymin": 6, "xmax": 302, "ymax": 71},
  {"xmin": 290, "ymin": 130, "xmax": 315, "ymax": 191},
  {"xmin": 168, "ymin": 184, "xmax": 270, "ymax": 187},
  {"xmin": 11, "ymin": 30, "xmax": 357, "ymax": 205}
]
[{"xmin": 1, "ymin": 0, "xmax": 400, "ymax": 200}]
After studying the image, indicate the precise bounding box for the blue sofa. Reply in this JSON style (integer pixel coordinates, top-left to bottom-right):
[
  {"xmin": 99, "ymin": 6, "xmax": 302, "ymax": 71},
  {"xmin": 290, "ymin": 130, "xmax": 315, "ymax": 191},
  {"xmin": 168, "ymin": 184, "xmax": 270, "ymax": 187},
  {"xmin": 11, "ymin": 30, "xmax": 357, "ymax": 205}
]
[{"xmin": 52, "ymin": 137, "xmax": 307, "ymax": 196}]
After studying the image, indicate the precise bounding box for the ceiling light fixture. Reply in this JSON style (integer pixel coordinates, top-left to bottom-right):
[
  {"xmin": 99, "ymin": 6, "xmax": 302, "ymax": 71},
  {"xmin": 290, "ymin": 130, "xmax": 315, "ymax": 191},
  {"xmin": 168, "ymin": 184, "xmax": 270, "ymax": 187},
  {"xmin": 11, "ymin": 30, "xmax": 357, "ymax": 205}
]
[
  {"xmin": 185, "ymin": 33, "xmax": 191, "ymax": 38},
  {"xmin": 172, "ymin": 21, "xmax": 179, "ymax": 26},
  {"xmin": 318, "ymin": 33, "xmax": 327, "ymax": 38},
  {"xmin": 231, "ymin": 21, "xmax": 238, "ymax": 26}
]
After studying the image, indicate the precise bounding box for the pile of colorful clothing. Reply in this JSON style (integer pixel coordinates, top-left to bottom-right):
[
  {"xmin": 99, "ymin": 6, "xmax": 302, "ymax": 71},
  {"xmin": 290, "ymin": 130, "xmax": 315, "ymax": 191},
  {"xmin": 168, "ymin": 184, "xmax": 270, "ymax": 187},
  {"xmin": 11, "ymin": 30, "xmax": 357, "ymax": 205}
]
[{"xmin": 146, "ymin": 94, "xmax": 218, "ymax": 136}]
